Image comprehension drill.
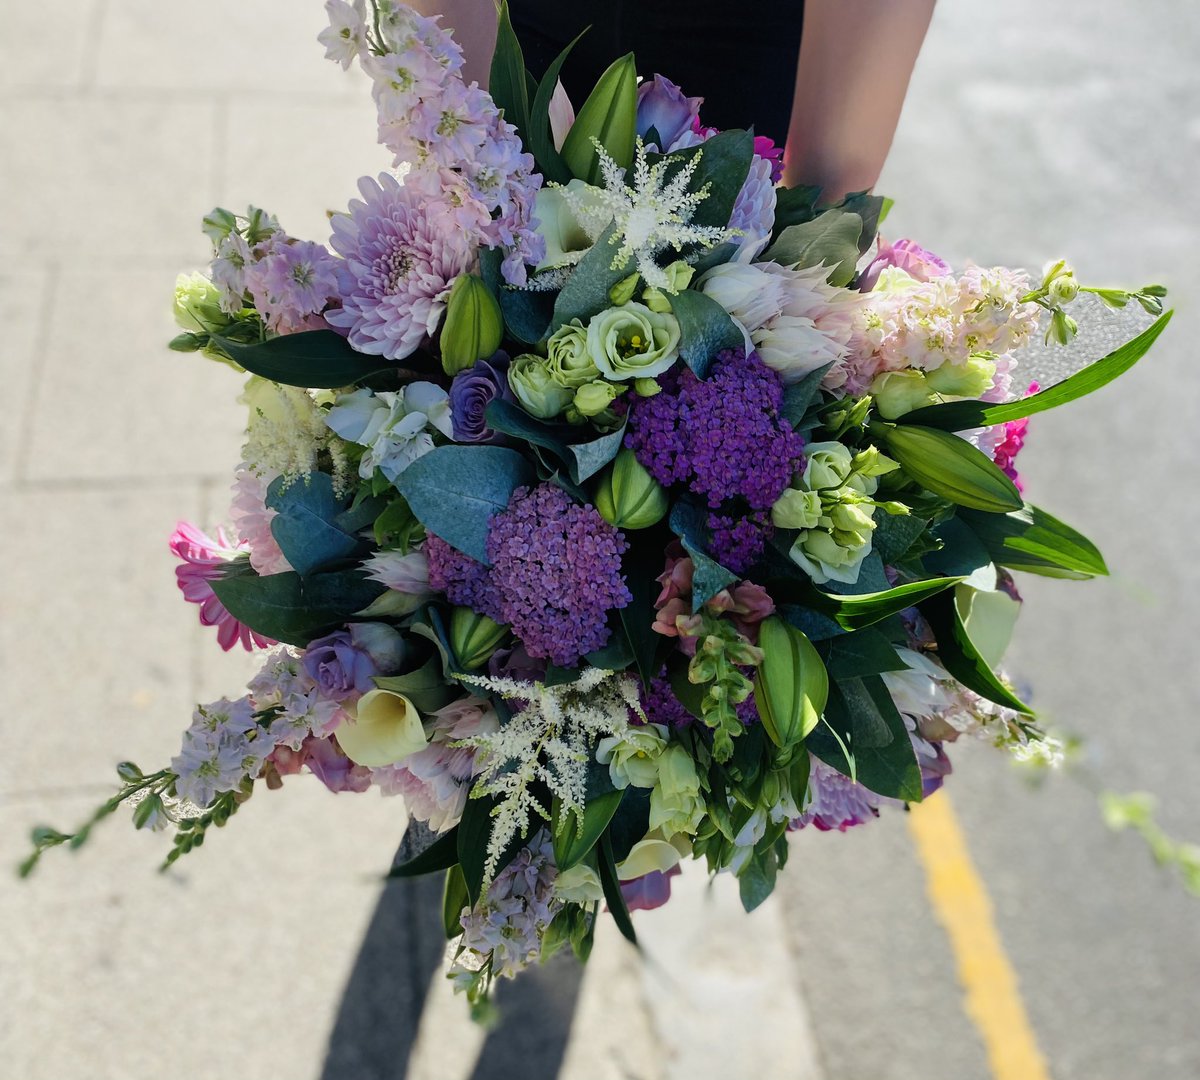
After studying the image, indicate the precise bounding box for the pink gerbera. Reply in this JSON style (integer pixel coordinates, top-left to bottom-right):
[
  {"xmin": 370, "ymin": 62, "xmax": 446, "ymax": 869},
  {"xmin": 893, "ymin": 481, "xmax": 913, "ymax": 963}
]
[{"xmin": 169, "ymin": 521, "xmax": 276, "ymax": 652}]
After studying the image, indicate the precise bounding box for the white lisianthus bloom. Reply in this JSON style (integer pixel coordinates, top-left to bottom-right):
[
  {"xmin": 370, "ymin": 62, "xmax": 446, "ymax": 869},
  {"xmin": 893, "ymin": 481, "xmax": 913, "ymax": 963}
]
[
  {"xmin": 325, "ymin": 382, "xmax": 452, "ymax": 482},
  {"xmin": 596, "ymin": 722, "xmax": 669, "ymax": 789}
]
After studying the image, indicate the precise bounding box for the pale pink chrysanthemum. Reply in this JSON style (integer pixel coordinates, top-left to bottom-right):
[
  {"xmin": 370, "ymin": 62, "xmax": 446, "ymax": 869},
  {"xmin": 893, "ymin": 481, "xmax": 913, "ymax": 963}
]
[
  {"xmin": 326, "ymin": 172, "xmax": 476, "ymax": 360},
  {"xmin": 169, "ymin": 521, "xmax": 276, "ymax": 652}
]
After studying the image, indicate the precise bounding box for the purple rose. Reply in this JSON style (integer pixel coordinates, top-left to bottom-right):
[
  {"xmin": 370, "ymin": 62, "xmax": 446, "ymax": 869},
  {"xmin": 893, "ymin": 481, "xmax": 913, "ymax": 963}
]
[
  {"xmin": 636, "ymin": 75, "xmax": 703, "ymax": 152},
  {"xmin": 860, "ymin": 238, "xmax": 951, "ymax": 291},
  {"xmin": 303, "ymin": 623, "xmax": 406, "ymax": 699},
  {"xmin": 449, "ymin": 354, "xmax": 512, "ymax": 444},
  {"xmin": 305, "ymin": 737, "xmax": 372, "ymax": 793}
]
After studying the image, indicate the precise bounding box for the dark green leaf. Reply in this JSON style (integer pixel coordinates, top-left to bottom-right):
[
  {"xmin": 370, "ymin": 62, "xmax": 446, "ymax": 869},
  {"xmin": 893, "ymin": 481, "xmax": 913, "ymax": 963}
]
[
  {"xmin": 525, "ymin": 30, "xmax": 585, "ymax": 183},
  {"xmin": 500, "ymin": 284, "xmax": 557, "ymax": 345},
  {"xmin": 808, "ymin": 677, "xmax": 923, "ymax": 801},
  {"xmin": 810, "ymin": 575, "xmax": 962, "ymax": 632},
  {"xmin": 658, "ymin": 129, "xmax": 756, "ymax": 231},
  {"xmin": 738, "ymin": 847, "xmax": 778, "ymax": 912},
  {"xmin": 771, "ymin": 183, "xmax": 823, "ymax": 239},
  {"xmin": 919, "ymin": 590, "xmax": 1033, "ymax": 714},
  {"xmin": 820, "ymin": 552, "xmax": 890, "ymax": 596},
  {"xmin": 543, "ymin": 664, "xmax": 582, "ymax": 687},
  {"xmin": 606, "ymin": 786, "xmax": 652, "ymax": 863},
  {"xmin": 924, "ymin": 516, "xmax": 994, "ymax": 580},
  {"xmin": 836, "ymin": 191, "xmax": 888, "ymax": 254},
  {"xmin": 550, "ymin": 223, "xmax": 629, "ymax": 331},
  {"xmin": 762, "ymin": 210, "xmax": 863, "ymax": 287},
  {"xmin": 489, "ymin": 2, "xmax": 530, "ymax": 141},
  {"xmin": 553, "ymin": 788, "xmax": 625, "ymax": 871},
  {"xmin": 265, "ymin": 473, "xmax": 361, "ymax": 576},
  {"xmin": 668, "ymin": 289, "xmax": 745, "ymax": 379},
  {"xmin": 208, "ymin": 330, "xmax": 393, "ymax": 388},
  {"xmin": 871, "ymin": 512, "xmax": 929, "ymax": 565},
  {"xmin": 585, "ymin": 628, "xmax": 635, "ymax": 671},
  {"xmin": 598, "ymin": 833, "xmax": 638, "ymax": 946},
  {"xmin": 210, "ymin": 561, "xmax": 384, "ymax": 647},
  {"xmin": 485, "ymin": 399, "xmax": 570, "ymax": 461},
  {"xmin": 457, "ymin": 796, "xmax": 505, "ymax": 904},
  {"xmin": 387, "ymin": 827, "xmax": 459, "ymax": 878},
  {"xmin": 780, "ymin": 363, "xmax": 832, "ymax": 427},
  {"xmin": 374, "ymin": 654, "xmax": 458, "ymax": 714},
  {"xmin": 394, "ymin": 445, "xmax": 535, "ymax": 564},
  {"xmin": 568, "ymin": 422, "xmax": 628, "ymax": 482},
  {"xmin": 900, "ymin": 311, "xmax": 1173, "ymax": 430},
  {"xmin": 959, "ymin": 505, "xmax": 1107, "ymax": 578},
  {"xmin": 442, "ymin": 864, "xmax": 470, "ymax": 939},
  {"xmin": 820, "ymin": 630, "xmax": 906, "ymax": 680},
  {"xmin": 779, "ymin": 604, "xmax": 847, "ymax": 642}
]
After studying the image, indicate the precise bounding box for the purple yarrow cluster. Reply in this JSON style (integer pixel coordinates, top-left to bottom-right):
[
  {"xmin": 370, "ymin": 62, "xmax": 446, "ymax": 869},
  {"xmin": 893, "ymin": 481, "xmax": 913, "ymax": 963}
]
[
  {"xmin": 426, "ymin": 534, "xmax": 503, "ymax": 622},
  {"xmin": 708, "ymin": 510, "xmax": 775, "ymax": 575},
  {"xmin": 626, "ymin": 348, "xmax": 804, "ymax": 512},
  {"xmin": 487, "ymin": 485, "xmax": 632, "ymax": 667}
]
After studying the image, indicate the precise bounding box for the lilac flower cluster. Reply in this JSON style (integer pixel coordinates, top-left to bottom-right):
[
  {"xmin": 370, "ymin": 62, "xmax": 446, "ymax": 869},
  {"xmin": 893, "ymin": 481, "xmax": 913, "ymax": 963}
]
[
  {"xmin": 708, "ymin": 510, "xmax": 775, "ymax": 575},
  {"xmin": 320, "ymin": 1, "xmax": 544, "ymax": 283},
  {"xmin": 486, "ymin": 485, "xmax": 632, "ymax": 667},
  {"xmin": 426, "ymin": 534, "xmax": 503, "ymax": 622}
]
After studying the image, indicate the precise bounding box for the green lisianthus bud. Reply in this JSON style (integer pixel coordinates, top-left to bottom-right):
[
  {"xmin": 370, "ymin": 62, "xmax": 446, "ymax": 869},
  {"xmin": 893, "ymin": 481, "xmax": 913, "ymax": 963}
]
[
  {"xmin": 587, "ymin": 301, "xmax": 682, "ymax": 381},
  {"xmin": 925, "ymin": 355, "xmax": 997, "ymax": 399},
  {"xmin": 450, "ymin": 607, "xmax": 508, "ymax": 670},
  {"xmin": 573, "ymin": 379, "xmax": 621, "ymax": 417},
  {"xmin": 545, "ymin": 319, "xmax": 600, "ymax": 388},
  {"xmin": 440, "ymin": 273, "xmax": 503, "ymax": 376},
  {"xmin": 174, "ymin": 272, "xmax": 227, "ymax": 334},
  {"xmin": 594, "ymin": 448, "xmax": 669, "ymax": 529},
  {"xmin": 771, "ymin": 487, "xmax": 823, "ymax": 530},
  {"xmin": 802, "ymin": 441, "xmax": 855, "ymax": 491},
  {"xmin": 508, "ymin": 354, "xmax": 574, "ymax": 419},
  {"xmin": 633, "ymin": 377, "xmax": 662, "ymax": 398},
  {"xmin": 641, "ymin": 286, "xmax": 671, "ymax": 314},
  {"xmin": 870, "ymin": 369, "xmax": 938, "ymax": 420},
  {"xmin": 608, "ymin": 272, "xmax": 641, "ymax": 306},
  {"xmin": 1048, "ymin": 274, "xmax": 1079, "ymax": 304}
]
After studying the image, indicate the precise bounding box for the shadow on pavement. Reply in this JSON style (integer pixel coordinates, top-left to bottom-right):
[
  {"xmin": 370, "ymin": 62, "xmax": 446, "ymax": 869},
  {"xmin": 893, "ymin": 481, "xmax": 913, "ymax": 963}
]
[{"xmin": 320, "ymin": 824, "xmax": 585, "ymax": 1080}]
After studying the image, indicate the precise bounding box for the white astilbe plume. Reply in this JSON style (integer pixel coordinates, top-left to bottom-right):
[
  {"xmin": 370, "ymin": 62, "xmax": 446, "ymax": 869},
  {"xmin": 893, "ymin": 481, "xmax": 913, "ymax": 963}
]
[
  {"xmin": 454, "ymin": 668, "xmax": 645, "ymax": 883},
  {"xmin": 561, "ymin": 138, "xmax": 733, "ymax": 291}
]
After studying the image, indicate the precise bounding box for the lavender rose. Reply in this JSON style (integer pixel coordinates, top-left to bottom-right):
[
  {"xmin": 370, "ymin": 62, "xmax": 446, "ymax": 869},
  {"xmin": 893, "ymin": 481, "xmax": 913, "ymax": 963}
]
[
  {"xmin": 636, "ymin": 75, "xmax": 703, "ymax": 152},
  {"xmin": 449, "ymin": 354, "xmax": 512, "ymax": 443},
  {"xmin": 302, "ymin": 623, "xmax": 406, "ymax": 699}
]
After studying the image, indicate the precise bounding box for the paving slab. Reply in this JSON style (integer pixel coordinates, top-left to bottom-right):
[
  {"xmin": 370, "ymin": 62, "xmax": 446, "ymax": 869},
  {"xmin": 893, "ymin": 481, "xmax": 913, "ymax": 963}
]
[{"xmin": 0, "ymin": 266, "xmax": 51, "ymax": 485}]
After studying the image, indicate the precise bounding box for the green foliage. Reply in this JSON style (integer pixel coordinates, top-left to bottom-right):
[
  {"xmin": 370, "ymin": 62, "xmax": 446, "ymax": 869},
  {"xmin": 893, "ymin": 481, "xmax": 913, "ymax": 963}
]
[
  {"xmin": 560, "ymin": 53, "xmax": 638, "ymax": 184},
  {"xmin": 265, "ymin": 473, "xmax": 364, "ymax": 576},
  {"xmin": 374, "ymin": 653, "xmax": 459, "ymax": 714},
  {"xmin": 960, "ymin": 505, "xmax": 1107, "ymax": 579},
  {"xmin": 488, "ymin": 2, "xmax": 531, "ymax": 140},
  {"xmin": 880, "ymin": 424, "xmax": 1023, "ymax": 513},
  {"xmin": 900, "ymin": 311, "xmax": 1173, "ymax": 431},
  {"xmin": 780, "ymin": 363, "xmax": 832, "ymax": 428},
  {"xmin": 737, "ymin": 841, "xmax": 781, "ymax": 913},
  {"xmin": 819, "ymin": 629, "xmax": 906, "ymax": 680},
  {"xmin": 553, "ymin": 788, "xmax": 625, "ymax": 871},
  {"xmin": 207, "ymin": 329, "xmax": 393, "ymax": 388},
  {"xmin": 161, "ymin": 790, "xmax": 243, "ymax": 870},
  {"xmin": 483, "ymin": 400, "xmax": 626, "ymax": 483},
  {"xmin": 667, "ymin": 288, "xmax": 745, "ymax": 378},
  {"xmin": 386, "ymin": 828, "xmax": 460, "ymax": 878},
  {"xmin": 1100, "ymin": 792, "xmax": 1200, "ymax": 898},
  {"xmin": 597, "ymin": 833, "xmax": 638, "ymax": 945},
  {"xmin": 524, "ymin": 31, "xmax": 587, "ymax": 183},
  {"xmin": 770, "ymin": 183, "xmax": 823, "ymax": 238},
  {"xmin": 762, "ymin": 210, "xmax": 864, "ymax": 287},
  {"xmin": 394, "ymin": 445, "xmax": 536, "ymax": 565},
  {"xmin": 657, "ymin": 129, "xmax": 755, "ymax": 231},
  {"xmin": 808, "ymin": 574, "xmax": 963, "ymax": 632},
  {"xmin": 442, "ymin": 865, "xmax": 471, "ymax": 939},
  {"xmin": 551, "ymin": 224, "xmax": 631, "ymax": 332}
]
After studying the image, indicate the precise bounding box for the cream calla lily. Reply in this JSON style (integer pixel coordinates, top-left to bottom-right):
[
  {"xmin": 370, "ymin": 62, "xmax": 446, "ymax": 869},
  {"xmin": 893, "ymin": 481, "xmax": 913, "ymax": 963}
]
[
  {"xmin": 336, "ymin": 688, "xmax": 427, "ymax": 766},
  {"xmin": 616, "ymin": 832, "xmax": 691, "ymax": 881},
  {"xmin": 554, "ymin": 863, "xmax": 605, "ymax": 903}
]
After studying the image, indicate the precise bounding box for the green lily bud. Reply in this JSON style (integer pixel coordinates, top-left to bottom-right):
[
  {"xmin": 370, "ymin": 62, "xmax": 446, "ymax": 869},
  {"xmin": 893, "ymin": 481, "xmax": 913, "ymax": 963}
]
[
  {"xmin": 594, "ymin": 448, "xmax": 669, "ymax": 529},
  {"xmin": 440, "ymin": 273, "xmax": 503, "ymax": 376},
  {"xmin": 752, "ymin": 617, "xmax": 828, "ymax": 750},
  {"xmin": 560, "ymin": 53, "xmax": 638, "ymax": 185},
  {"xmin": 608, "ymin": 272, "xmax": 641, "ymax": 306},
  {"xmin": 450, "ymin": 607, "xmax": 508, "ymax": 670},
  {"xmin": 573, "ymin": 379, "xmax": 621, "ymax": 417},
  {"xmin": 881, "ymin": 423, "xmax": 1023, "ymax": 512},
  {"xmin": 508, "ymin": 354, "xmax": 574, "ymax": 419},
  {"xmin": 545, "ymin": 319, "xmax": 600, "ymax": 388},
  {"xmin": 633, "ymin": 377, "xmax": 662, "ymax": 398}
]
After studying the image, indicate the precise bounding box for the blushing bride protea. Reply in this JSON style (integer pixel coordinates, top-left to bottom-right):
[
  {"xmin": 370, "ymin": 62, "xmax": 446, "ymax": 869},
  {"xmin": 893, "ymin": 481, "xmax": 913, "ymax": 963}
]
[{"xmin": 326, "ymin": 171, "xmax": 475, "ymax": 359}]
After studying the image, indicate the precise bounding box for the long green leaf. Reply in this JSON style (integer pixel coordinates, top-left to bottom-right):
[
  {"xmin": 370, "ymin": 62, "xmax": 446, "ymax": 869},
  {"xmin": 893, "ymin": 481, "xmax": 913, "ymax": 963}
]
[
  {"xmin": 807, "ymin": 575, "xmax": 963, "ymax": 632},
  {"xmin": 919, "ymin": 590, "xmax": 1033, "ymax": 714},
  {"xmin": 960, "ymin": 505, "xmax": 1107, "ymax": 578},
  {"xmin": 441, "ymin": 864, "xmax": 470, "ymax": 939},
  {"xmin": 525, "ymin": 30, "xmax": 586, "ymax": 183},
  {"xmin": 553, "ymin": 789, "xmax": 625, "ymax": 871},
  {"xmin": 209, "ymin": 330, "xmax": 394, "ymax": 388},
  {"xmin": 598, "ymin": 833, "xmax": 638, "ymax": 946},
  {"xmin": 900, "ymin": 310, "xmax": 1173, "ymax": 430},
  {"xmin": 488, "ymin": 2, "xmax": 530, "ymax": 140},
  {"xmin": 386, "ymin": 827, "xmax": 459, "ymax": 878}
]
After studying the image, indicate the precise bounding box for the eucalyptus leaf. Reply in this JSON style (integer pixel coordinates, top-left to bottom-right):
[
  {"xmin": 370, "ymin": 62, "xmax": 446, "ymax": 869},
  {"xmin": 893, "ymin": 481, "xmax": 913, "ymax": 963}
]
[
  {"xmin": 763, "ymin": 210, "xmax": 863, "ymax": 287},
  {"xmin": 780, "ymin": 363, "xmax": 832, "ymax": 427},
  {"xmin": 551, "ymin": 223, "xmax": 628, "ymax": 331},
  {"xmin": 568, "ymin": 422, "xmax": 628, "ymax": 482},
  {"xmin": 266, "ymin": 473, "xmax": 361, "ymax": 576},
  {"xmin": 668, "ymin": 289, "xmax": 745, "ymax": 378},
  {"xmin": 394, "ymin": 445, "xmax": 535, "ymax": 565}
]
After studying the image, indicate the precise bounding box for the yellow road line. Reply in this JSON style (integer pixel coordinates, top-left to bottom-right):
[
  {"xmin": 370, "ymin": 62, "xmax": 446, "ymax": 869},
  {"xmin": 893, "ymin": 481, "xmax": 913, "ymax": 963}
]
[{"xmin": 907, "ymin": 792, "xmax": 1052, "ymax": 1080}]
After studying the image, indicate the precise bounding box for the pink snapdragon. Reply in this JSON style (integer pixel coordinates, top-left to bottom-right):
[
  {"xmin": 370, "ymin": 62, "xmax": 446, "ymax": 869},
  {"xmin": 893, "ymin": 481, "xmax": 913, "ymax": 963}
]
[{"xmin": 169, "ymin": 521, "xmax": 276, "ymax": 652}]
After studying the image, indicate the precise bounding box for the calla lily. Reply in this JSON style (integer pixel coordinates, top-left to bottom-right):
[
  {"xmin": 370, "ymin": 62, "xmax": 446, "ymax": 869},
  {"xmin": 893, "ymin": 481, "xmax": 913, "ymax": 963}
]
[
  {"xmin": 336, "ymin": 688, "xmax": 427, "ymax": 766},
  {"xmin": 554, "ymin": 863, "xmax": 605, "ymax": 903},
  {"xmin": 616, "ymin": 834, "xmax": 690, "ymax": 881},
  {"xmin": 533, "ymin": 182, "xmax": 600, "ymax": 272}
]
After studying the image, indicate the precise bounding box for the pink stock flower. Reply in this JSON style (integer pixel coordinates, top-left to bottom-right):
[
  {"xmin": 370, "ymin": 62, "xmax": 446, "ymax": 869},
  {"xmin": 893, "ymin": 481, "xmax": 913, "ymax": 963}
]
[{"xmin": 169, "ymin": 521, "xmax": 276, "ymax": 652}]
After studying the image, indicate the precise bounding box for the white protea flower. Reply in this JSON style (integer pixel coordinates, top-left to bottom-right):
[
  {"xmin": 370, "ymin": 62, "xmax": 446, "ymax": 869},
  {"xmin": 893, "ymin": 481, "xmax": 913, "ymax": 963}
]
[{"xmin": 560, "ymin": 138, "xmax": 733, "ymax": 291}]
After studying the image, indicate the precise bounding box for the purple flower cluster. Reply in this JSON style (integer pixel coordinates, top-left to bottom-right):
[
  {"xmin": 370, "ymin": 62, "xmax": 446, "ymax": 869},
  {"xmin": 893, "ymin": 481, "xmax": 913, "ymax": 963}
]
[
  {"xmin": 640, "ymin": 666, "xmax": 758, "ymax": 730},
  {"xmin": 708, "ymin": 510, "xmax": 774, "ymax": 575},
  {"xmin": 426, "ymin": 534, "xmax": 503, "ymax": 622},
  {"xmin": 625, "ymin": 349, "xmax": 804, "ymax": 513},
  {"xmin": 487, "ymin": 485, "xmax": 632, "ymax": 668}
]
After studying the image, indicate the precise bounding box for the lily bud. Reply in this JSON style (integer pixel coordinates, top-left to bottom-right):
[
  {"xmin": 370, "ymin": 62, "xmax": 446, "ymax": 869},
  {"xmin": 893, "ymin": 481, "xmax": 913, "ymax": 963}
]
[
  {"xmin": 595, "ymin": 448, "xmax": 669, "ymax": 529},
  {"xmin": 450, "ymin": 607, "xmax": 508, "ymax": 670},
  {"xmin": 440, "ymin": 273, "xmax": 503, "ymax": 376},
  {"xmin": 882, "ymin": 423, "xmax": 1023, "ymax": 513},
  {"xmin": 752, "ymin": 617, "xmax": 828, "ymax": 749},
  {"xmin": 560, "ymin": 53, "xmax": 638, "ymax": 185}
]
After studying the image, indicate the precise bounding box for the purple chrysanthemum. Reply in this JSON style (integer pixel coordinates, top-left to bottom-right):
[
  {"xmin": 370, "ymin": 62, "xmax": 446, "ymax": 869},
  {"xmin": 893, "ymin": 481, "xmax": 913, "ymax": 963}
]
[
  {"xmin": 486, "ymin": 484, "xmax": 631, "ymax": 667},
  {"xmin": 792, "ymin": 755, "xmax": 882, "ymax": 832},
  {"xmin": 625, "ymin": 348, "xmax": 805, "ymax": 512},
  {"xmin": 326, "ymin": 172, "xmax": 475, "ymax": 360},
  {"xmin": 426, "ymin": 534, "xmax": 503, "ymax": 622}
]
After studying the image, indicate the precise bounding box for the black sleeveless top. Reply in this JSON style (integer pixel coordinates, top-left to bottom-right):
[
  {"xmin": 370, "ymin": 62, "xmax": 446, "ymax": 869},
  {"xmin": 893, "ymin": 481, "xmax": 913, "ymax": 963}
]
[{"xmin": 508, "ymin": 0, "xmax": 805, "ymax": 146}]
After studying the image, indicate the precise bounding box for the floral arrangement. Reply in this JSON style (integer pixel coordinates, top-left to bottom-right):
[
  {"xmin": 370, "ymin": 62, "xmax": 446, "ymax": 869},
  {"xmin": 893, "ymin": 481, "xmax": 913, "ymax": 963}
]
[{"xmin": 22, "ymin": 1, "xmax": 1170, "ymax": 1013}]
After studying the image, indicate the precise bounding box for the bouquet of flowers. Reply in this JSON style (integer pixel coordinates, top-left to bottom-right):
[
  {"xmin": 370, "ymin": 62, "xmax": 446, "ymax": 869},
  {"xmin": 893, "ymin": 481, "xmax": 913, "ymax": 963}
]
[{"xmin": 22, "ymin": 1, "xmax": 1170, "ymax": 1011}]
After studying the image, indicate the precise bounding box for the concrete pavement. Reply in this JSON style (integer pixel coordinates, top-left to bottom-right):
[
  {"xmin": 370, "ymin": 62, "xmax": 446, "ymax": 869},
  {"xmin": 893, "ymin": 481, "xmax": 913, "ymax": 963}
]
[{"xmin": 2, "ymin": 3, "xmax": 1198, "ymax": 1078}]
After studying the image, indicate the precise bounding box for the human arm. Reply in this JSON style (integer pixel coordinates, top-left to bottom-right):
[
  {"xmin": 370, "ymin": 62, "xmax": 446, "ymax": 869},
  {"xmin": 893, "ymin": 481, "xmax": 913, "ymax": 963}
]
[{"xmin": 783, "ymin": 0, "xmax": 936, "ymax": 200}]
